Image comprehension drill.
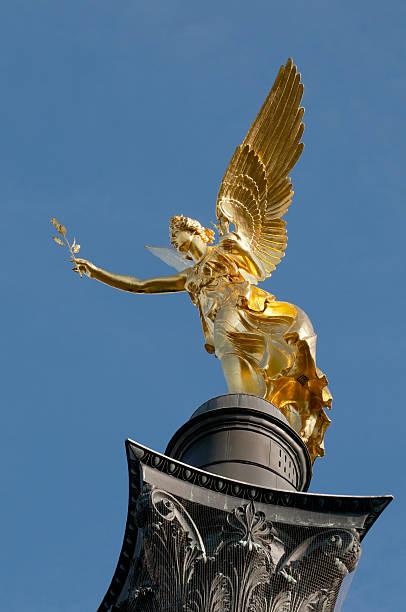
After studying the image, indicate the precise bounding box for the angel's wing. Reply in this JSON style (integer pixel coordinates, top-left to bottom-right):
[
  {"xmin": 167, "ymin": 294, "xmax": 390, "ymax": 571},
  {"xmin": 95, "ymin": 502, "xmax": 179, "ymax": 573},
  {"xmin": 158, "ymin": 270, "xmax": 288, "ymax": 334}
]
[
  {"xmin": 216, "ymin": 58, "xmax": 304, "ymax": 280},
  {"xmin": 145, "ymin": 246, "xmax": 192, "ymax": 272}
]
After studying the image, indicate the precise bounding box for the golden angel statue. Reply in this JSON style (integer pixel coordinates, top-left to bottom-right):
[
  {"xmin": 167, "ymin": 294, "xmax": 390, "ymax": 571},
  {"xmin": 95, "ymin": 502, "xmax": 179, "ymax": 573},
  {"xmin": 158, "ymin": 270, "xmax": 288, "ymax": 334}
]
[{"xmin": 71, "ymin": 59, "xmax": 331, "ymax": 463}]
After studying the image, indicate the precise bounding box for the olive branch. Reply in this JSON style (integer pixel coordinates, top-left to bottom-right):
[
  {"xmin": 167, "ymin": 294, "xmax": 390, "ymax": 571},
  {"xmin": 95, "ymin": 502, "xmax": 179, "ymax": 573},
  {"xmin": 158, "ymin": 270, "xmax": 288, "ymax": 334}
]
[{"xmin": 50, "ymin": 217, "xmax": 82, "ymax": 276}]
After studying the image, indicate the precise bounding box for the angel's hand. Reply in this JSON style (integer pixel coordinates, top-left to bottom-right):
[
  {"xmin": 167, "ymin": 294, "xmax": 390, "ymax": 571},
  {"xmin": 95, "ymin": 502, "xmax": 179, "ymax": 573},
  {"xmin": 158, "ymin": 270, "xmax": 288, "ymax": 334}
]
[{"xmin": 71, "ymin": 258, "xmax": 95, "ymax": 277}]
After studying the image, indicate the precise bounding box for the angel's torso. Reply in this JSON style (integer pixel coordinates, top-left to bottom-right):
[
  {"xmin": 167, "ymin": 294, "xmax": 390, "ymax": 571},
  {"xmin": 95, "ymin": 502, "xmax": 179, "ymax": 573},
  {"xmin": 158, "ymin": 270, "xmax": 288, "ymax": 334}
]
[
  {"xmin": 184, "ymin": 245, "xmax": 248, "ymax": 345},
  {"xmin": 185, "ymin": 245, "xmax": 248, "ymax": 301},
  {"xmin": 183, "ymin": 241, "xmax": 316, "ymax": 363}
]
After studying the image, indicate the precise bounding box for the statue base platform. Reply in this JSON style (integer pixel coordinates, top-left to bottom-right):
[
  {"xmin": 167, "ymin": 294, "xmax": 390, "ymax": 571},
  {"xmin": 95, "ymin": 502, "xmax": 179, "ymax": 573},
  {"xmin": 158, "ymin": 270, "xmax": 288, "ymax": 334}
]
[{"xmin": 97, "ymin": 394, "xmax": 392, "ymax": 612}]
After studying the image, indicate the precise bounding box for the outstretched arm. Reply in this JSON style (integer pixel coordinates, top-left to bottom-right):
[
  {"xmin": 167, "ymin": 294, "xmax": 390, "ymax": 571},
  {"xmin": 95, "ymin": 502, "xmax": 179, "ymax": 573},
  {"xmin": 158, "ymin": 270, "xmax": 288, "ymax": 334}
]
[{"xmin": 73, "ymin": 258, "xmax": 187, "ymax": 294}]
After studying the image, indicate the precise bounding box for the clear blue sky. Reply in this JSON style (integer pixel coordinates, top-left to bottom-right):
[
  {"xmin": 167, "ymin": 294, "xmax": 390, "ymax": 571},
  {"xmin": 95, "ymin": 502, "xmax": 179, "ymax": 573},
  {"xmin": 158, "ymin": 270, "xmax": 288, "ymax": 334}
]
[{"xmin": 1, "ymin": 1, "xmax": 404, "ymax": 610}]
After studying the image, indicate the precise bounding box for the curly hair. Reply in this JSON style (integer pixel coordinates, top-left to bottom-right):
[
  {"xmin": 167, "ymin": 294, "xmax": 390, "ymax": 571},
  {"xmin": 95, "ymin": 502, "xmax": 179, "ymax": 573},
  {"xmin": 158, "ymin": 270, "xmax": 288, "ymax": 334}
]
[{"xmin": 169, "ymin": 214, "xmax": 215, "ymax": 247}]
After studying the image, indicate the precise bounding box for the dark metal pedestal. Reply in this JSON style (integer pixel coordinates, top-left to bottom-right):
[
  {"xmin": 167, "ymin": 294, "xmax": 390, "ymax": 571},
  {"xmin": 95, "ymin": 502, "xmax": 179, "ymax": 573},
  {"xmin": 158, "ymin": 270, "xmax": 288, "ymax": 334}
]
[
  {"xmin": 166, "ymin": 394, "xmax": 311, "ymax": 491},
  {"xmin": 98, "ymin": 394, "xmax": 392, "ymax": 612}
]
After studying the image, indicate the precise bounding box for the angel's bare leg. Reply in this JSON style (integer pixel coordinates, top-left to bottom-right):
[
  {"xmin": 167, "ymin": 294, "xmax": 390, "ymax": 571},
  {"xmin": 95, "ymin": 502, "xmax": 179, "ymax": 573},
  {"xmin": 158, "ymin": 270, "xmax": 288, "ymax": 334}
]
[{"xmin": 220, "ymin": 353, "xmax": 266, "ymax": 397}]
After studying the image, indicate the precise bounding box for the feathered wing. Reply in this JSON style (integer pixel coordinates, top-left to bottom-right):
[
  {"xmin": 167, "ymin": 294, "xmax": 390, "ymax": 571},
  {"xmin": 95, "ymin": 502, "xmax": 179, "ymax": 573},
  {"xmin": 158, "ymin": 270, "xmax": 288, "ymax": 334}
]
[{"xmin": 216, "ymin": 58, "xmax": 304, "ymax": 280}]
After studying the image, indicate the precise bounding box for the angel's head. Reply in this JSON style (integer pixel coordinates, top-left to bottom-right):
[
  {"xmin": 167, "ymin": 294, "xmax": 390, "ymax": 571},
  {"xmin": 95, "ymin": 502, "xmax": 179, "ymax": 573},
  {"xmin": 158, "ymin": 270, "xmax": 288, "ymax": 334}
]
[{"xmin": 169, "ymin": 214, "xmax": 215, "ymax": 258}]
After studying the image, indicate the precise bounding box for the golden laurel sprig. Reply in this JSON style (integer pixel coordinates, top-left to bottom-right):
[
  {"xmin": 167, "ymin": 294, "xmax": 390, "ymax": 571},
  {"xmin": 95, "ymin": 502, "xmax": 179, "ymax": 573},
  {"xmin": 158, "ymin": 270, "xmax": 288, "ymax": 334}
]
[{"xmin": 50, "ymin": 217, "xmax": 82, "ymax": 276}]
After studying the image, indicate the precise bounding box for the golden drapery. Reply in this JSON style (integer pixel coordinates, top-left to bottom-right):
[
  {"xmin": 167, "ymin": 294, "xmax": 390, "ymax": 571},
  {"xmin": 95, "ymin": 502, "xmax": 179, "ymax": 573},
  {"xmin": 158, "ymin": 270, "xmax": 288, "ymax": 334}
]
[{"xmin": 184, "ymin": 243, "xmax": 331, "ymax": 464}]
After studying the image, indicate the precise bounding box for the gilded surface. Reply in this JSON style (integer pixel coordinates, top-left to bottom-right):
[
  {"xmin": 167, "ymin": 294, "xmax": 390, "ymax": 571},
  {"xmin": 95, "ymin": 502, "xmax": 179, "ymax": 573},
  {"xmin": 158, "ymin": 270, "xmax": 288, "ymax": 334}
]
[{"xmin": 58, "ymin": 59, "xmax": 331, "ymax": 463}]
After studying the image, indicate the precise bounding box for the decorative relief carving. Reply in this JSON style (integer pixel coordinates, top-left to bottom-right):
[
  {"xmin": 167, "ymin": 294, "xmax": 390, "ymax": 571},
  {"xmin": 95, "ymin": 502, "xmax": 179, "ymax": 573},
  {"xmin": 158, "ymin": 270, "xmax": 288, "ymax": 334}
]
[
  {"xmin": 223, "ymin": 501, "xmax": 275, "ymax": 553},
  {"xmin": 125, "ymin": 487, "xmax": 361, "ymax": 612}
]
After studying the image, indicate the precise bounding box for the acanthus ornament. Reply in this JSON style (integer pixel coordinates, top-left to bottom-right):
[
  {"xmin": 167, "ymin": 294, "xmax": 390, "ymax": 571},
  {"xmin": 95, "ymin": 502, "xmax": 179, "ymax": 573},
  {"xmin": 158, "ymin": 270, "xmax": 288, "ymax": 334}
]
[{"xmin": 126, "ymin": 487, "xmax": 361, "ymax": 612}]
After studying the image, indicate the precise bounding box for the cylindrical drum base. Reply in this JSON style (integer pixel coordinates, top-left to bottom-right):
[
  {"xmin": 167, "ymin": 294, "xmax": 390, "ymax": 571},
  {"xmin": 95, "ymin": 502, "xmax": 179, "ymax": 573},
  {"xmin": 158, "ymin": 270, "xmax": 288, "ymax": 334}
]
[{"xmin": 166, "ymin": 393, "xmax": 311, "ymax": 491}]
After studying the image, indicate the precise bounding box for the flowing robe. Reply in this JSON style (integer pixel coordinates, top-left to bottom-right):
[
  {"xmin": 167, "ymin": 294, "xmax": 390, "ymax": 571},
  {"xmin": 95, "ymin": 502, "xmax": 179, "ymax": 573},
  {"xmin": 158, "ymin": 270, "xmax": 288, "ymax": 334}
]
[{"xmin": 183, "ymin": 235, "xmax": 331, "ymax": 463}]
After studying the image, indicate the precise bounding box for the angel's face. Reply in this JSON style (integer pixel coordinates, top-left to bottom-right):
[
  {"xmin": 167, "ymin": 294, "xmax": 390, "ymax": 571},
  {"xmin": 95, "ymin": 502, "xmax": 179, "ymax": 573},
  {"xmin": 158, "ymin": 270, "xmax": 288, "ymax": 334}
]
[
  {"xmin": 174, "ymin": 230, "xmax": 206, "ymax": 261},
  {"xmin": 174, "ymin": 230, "xmax": 195, "ymax": 253}
]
